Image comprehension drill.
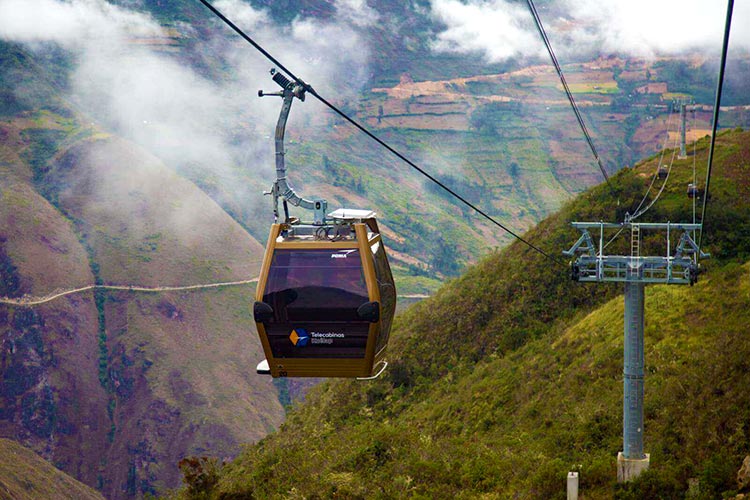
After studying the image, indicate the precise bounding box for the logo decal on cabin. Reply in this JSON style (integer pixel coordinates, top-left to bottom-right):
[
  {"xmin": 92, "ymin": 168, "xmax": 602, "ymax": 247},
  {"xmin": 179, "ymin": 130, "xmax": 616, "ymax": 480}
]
[
  {"xmin": 289, "ymin": 328, "xmax": 310, "ymax": 347},
  {"xmin": 331, "ymin": 249, "xmax": 357, "ymax": 259}
]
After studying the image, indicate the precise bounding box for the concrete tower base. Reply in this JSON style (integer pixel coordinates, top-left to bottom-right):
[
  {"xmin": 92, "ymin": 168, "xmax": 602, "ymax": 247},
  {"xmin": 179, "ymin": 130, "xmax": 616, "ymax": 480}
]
[{"xmin": 617, "ymin": 452, "xmax": 650, "ymax": 482}]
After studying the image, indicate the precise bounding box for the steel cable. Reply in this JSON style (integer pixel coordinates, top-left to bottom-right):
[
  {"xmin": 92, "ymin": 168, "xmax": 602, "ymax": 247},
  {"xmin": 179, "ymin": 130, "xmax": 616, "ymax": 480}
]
[
  {"xmin": 525, "ymin": 0, "xmax": 613, "ymax": 194},
  {"xmin": 196, "ymin": 0, "xmax": 565, "ymax": 266},
  {"xmin": 698, "ymin": 0, "xmax": 734, "ymax": 252}
]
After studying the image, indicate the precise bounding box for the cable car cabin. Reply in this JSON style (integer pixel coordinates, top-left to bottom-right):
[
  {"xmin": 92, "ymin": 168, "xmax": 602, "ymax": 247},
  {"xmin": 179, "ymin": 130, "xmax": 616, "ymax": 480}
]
[
  {"xmin": 687, "ymin": 183, "xmax": 700, "ymax": 198},
  {"xmin": 253, "ymin": 209, "xmax": 396, "ymax": 378},
  {"xmin": 658, "ymin": 166, "xmax": 668, "ymax": 179}
]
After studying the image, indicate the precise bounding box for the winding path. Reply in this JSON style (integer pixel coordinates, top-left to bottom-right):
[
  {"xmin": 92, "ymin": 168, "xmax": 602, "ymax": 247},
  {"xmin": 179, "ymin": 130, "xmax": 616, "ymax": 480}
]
[
  {"xmin": 0, "ymin": 281, "xmax": 431, "ymax": 306},
  {"xmin": 0, "ymin": 279, "xmax": 260, "ymax": 306}
]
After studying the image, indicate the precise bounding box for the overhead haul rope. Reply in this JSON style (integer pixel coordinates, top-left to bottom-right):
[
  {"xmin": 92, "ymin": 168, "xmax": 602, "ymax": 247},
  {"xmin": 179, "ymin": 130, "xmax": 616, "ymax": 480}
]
[
  {"xmin": 629, "ymin": 109, "xmax": 681, "ymax": 221},
  {"xmin": 602, "ymin": 109, "xmax": 679, "ymax": 250},
  {"xmin": 698, "ymin": 0, "xmax": 734, "ymax": 253},
  {"xmin": 692, "ymin": 106, "xmax": 698, "ymax": 226},
  {"xmin": 602, "ymin": 0, "xmax": 732, "ymax": 246},
  {"xmin": 629, "ymin": 107, "xmax": 677, "ymax": 219},
  {"xmin": 632, "ymin": 138, "xmax": 680, "ymax": 221},
  {"xmin": 525, "ymin": 0, "xmax": 613, "ymax": 195},
  {"xmin": 195, "ymin": 0, "xmax": 564, "ymax": 266}
]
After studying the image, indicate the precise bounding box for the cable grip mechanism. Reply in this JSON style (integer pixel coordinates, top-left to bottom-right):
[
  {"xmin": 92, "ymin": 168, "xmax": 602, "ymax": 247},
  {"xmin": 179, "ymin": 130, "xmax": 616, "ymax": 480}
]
[{"xmin": 258, "ymin": 69, "xmax": 325, "ymax": 225}]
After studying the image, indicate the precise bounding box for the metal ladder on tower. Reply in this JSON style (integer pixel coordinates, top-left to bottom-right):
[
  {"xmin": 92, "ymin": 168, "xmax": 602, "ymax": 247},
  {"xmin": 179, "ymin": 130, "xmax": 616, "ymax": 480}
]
[{"xmin": 629, "ymin": 224, "xmax": 640, "ymax": 278}]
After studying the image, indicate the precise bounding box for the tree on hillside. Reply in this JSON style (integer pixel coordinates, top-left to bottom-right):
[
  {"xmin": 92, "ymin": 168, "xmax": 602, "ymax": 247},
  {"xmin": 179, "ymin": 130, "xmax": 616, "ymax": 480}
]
[
  {"xmin": 430, "ymin": 235, "xmax": 461, "ymax": 276},
  {"xmin": 469, "ymin": 101, "xmax": 522, "ymax": 136}
]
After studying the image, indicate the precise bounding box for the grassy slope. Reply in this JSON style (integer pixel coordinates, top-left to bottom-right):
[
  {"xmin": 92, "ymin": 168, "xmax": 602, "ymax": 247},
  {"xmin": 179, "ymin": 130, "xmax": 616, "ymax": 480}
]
[
  {"xmin": 283, "ymin": 122, "xmax": 581, "ymax": 290},
  {"xmin": 190, "ymin": 130, "xmax": 750, "ymax": 499},
  {"xmin": 0, "ymin": 438, "xmax": 105, "ymax": 500}
]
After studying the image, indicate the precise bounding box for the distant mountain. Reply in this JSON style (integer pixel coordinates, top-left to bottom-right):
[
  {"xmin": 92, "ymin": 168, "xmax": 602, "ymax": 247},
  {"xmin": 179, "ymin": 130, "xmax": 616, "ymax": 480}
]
[
  {"xmin": 193, "ymin": 131, "xmax": 750, "ymax": 498},
  {"xmin": 0, "ymin": 438, "xmax": 105, "ymax": 500}
]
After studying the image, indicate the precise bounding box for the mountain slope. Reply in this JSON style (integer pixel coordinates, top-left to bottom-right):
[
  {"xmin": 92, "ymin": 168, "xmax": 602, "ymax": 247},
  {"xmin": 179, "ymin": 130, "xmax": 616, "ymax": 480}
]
[
  {"xmin": 0, "ymin": 113, "xmax": 285, "ymax": 498},
  {"xmin": 0, "ymin": 438, "xmax": 104, "ymax": 500},
  {"xmin": 0, "ymin": 140, "xmax": 110, "ymax": 489},
  {"xmin": 191, "ymin": 130, "xmax": 750, "ymax": 498}
]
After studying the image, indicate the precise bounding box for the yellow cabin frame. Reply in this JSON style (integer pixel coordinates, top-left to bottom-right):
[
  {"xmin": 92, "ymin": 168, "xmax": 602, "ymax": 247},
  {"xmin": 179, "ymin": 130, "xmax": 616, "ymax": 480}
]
[{"xmin": 254, "ymin": 221, "xmax": 391, "ymax": 377}]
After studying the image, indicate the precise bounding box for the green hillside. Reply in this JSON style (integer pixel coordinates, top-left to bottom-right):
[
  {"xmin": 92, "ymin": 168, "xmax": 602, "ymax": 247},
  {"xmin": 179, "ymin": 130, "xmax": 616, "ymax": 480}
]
[
  {"xmin": 175, "ymin": 130, "xmax": 750, "ymax": 499},
  {"xmin": 0, "ymin": 438, "xmax": 105, "ymax": 500}
]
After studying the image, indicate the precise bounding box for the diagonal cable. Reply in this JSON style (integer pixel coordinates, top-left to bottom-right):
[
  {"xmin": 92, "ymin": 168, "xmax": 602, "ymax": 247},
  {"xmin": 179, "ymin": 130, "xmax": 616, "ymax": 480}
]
[
  {"xmin": 630, "ymin": 109, "xmax": 681, "ymax": 221},
  {"xmin": 698, "ymin": 0, "xmax": 734, "ymax": 252},
  {"xmin": 525, "ymin": 0, "xmax": 612, "ymax": 193},
  {"xmin": 630, "ymin": 108, "xmax": 676, "ymax": 219},
  {"xmin": 195, "ymin": 0, "xmax": 565, "ymax": 265}
]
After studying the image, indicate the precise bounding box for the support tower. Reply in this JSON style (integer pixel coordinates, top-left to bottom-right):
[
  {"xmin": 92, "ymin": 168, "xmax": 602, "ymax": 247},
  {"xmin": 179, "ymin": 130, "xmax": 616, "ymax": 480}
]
[{"xmin": 564, "ymin": 221, "xmax": 707, "ymax": 481}]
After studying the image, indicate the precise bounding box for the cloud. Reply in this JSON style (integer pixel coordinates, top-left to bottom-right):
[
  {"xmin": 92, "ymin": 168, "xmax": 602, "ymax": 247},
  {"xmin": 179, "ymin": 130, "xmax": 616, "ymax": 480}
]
[
  {"xmin": 563, "ymin": 0, "xmax": 750, "ymax": 58},
  {"xmin": 287, "ymin": 17, "xmax": 371, "ymax": 94},
  {"xmin": 72, "ymin": 46, "xmax": 241, "ymax": 170},
  {"xmin": 431, "ymin": 0, "xmax": 544, "ymax": 62},
  {"xmin": 213, "ymin": 0, "xmax": 270, "ymax": 30},
  {"xmin": 429, "ymin": 0, "xmax": 750, "ymax": 62},
  {"xmin": 0, "ymin": 0, "xmax": 374, "ymax": 237},
  {"xmin": 0, "ymin": 0, "xmax": 160, "ymax": 47},
  {"xmin": 334, "ymin": 0, "xmax": 380, "ymax": 28}
]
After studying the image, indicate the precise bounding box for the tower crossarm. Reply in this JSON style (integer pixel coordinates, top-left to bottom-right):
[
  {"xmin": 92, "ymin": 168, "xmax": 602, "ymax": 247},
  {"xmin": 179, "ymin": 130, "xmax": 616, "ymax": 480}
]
[
  {"xmin": 674, "ymin": 232, "xmax": 710, "ymax": 260},
  {"xmin": 563, "ymin": 229, "xmax": 597, "ymax": 258},
  {"xmin": 565, "ymin": 222, "xmax": 707, "ymax": 285}
]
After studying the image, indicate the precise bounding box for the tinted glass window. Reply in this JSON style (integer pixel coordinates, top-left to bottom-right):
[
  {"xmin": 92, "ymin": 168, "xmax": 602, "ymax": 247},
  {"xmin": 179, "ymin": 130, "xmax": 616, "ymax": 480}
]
[
  {"xmin": 371, "ymin": 241, "xmax": 396, "ymax": 354},
  {"xmin": 262, "ymin": 249, "xmax": 370, "ymax": 359}
]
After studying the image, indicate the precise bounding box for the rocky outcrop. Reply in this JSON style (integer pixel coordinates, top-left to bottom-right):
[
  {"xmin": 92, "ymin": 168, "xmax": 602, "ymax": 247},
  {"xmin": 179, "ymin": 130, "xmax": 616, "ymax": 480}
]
[{"xmin": 739, "ymin": 455, "xmax": 750, "ymax": 492}]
